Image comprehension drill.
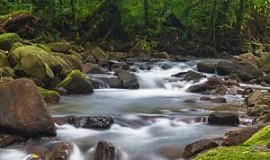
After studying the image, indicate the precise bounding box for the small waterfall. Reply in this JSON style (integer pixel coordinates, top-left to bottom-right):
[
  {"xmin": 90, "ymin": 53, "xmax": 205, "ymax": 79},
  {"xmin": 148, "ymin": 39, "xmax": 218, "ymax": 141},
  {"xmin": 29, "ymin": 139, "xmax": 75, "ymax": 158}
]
[
  {"xmin": 87, "ymin": 75, "xmax": 110, "ymax": 89},
  {"xmin": 134, "ymin": 62, "xmax": 201, "ymax": 90},
  {"xmin": 70, "ymin": 143, "xmax": 85, "ymax": 160}
]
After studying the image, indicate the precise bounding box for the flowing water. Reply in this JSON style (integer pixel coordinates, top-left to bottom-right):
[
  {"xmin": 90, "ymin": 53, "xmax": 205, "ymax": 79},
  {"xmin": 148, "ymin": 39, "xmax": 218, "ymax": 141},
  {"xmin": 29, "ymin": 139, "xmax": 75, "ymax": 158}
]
[{"xmin": 0, "ymin": 60, "xmax": 249, "ymax": 160}]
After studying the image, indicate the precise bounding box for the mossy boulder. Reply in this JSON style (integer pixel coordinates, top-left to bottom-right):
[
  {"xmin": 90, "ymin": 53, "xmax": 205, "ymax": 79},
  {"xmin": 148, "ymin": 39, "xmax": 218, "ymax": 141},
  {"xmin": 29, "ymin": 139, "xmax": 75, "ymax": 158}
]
[
  {"xmin": 9, "ymin": 45, "xmax": 75, "ymax": 86},
  {"xmin": 259, "ymin": 52, "xmax": 270, "ymax": 73},
  {"xmin": 57, "ymin": 70, "xmax": 93, "ymax": 94},
  {"xmin": 0, "ymin": 67, "xmax": 15, "ymax": 77},
  {"xmin": 86, "ymin": 46, "xmax": 108, "ymax": 61},
  {"xmin": 0, "ymin": 33, "xmax": 22, "ymax": 51},
  {"xmin": 35, "ymin": 43, "xmax": 51, "ymax": 52},
  {"xmin": 194, "ymin": 125, "xmax": 270, "ymax": 160},
  {"xmin": 52, "ymin": 52, "xmax": 82, "ymax": 71},
  {"xmin": 48, "ymin": 42, "xmax": 71, "ymax": 53},
  {"xmin": 37, "ymin": 87, "xmax": 60, "ymax": 104},
  {"xmin": 151, "ymin": 52, "xmax": 170, "ymax": 59},
  {"xmin": 0, "ymin": 50, "xmax": 9, "ymax": 67}
]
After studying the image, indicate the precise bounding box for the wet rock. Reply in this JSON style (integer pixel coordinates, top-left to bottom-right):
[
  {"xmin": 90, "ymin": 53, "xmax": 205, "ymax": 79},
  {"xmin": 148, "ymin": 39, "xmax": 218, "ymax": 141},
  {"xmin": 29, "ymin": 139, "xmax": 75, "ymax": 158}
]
[
  {"xmin": 0, "ymin": 78, "xmax": 56, "ymax": 137},
  {"xmin": 57, "ymin": 70, "xmax": 93, "ymax": 94},
  {"xmin": 48, "ymin": 41, "xmax": 71, "ymax": 53},
  {"xmin": 82, "ymin": 62, "xmax": 106, "ymax": 74},
  {"xmin": 183, "ymin": 139, "xmax": 218, "ymax": 158},
  {"xmin": 211, "ymin": 97, "xmax": 227, "ymax": 103},
  {"xmin": 53, "ymin": 115, "xmax": 114, "ymax": 130},
  {"xmin": 0, "ymin": 33, "xmax": 22, "ymax": 51},
  {"xmin": 225, "ymin": 79, "xmax": 239, "ymax": 86},
  {"xmin": 200, "ymin": 96, "xmax": 212, "ymax": 101},
  {"xmin": 174, "ymin": 55, "xmax": 188, "ymax": 62},
  {"xmin": 187, "ymin": 84, "xmax": 207, "ymax": 93},
  {"xmin": 197, "ymin": 61, "xmax": 217, "ymax": 73},
  {"xmin": 94, "ymin": 141, "xmax": 116, "ymax": 160},
  {"xmin": 116, "ymin": 70, "xmax": 139, "ymax": 89},
  {"xmin": 109, "ymin": 60, "xmax": 129, "ymax": 71},
  {"xmin": 216, "ymin": 60, "xmax": 262, "ymax": 82},
  {"xmin": 37, "ymin": 87, "xmax": 60, "ymax": 104},
  {"xmin": 211, "ymin": 86, "xmax": 227, "ymax": 95},
  {"xmin": 187, "ymin": 76, "xmax": 224, "ymax": 93},
  {"xmin": 172, "ymin": 70, "xmax": 206, "ymax": 82},
  {"xmin": 184, "ymin": 99, "xmax": 197, "ymax": 103},
  {"xmin": 99, "ymin": 77, "xmax": 123, "ymax": 88},
  {"xmin": 48, "ymin": 143, "xmax": 72, "ymax": 160},
  {"xmin": 208, "ymin": 112, "xmax": 239, "ymax": 126},
  {"xmin": 222, "ymin": 123, "xmax": 269, "ymax": 146},
  {"xmin": 51, "ymin": 52, "xmax": 82, "ymax": 71}
]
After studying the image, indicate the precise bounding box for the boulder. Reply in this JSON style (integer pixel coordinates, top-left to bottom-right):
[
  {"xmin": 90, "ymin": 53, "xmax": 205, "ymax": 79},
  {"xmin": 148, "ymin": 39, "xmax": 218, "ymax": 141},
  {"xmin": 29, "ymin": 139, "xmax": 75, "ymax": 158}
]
[
  {"xmin": 0, "ymin": 78, "xmax": 56, "ymax": 137},
  {"xmin": 0, "ymin": 67, "xmax": 15, "ymax": 77},
  {"xmin": 187, "ymin": 84, "xmax": 207, "ymax": 93},
  {"xmin": 48, "ymin": 41, "xmax": 71, "ymax": 53},
  {"xmin": 86, "ymin": 46, "xmax": 108, "ymax": 61},
  {"xmin": 0, "ymin": 134, "xmax": 25, "ymax": 147},
  {"xmin": 37, "ymin": 87, "xmax": 60, "ymax": 104},
  {"xmin": 82, "ymin": 62, "xmax": 106, "ymax": 74},
  {"xmin": 233, "ymin": 53, "xmax": 259, "ymax": 67},
  {"xmin": 172, "ymin": 70, "xmax": 206, "ymax": 82},
  {"xmin": 53, "ymin": 115, "xmax": 114, "ymax": 130},
  {"xmin": 211, "ymin": 97, "xmax": 227, "ymax": 103},
  {"xmin": 48, "ymin": 143, "xmax": 72, "ymax": 160},
  {"xmin": 9, "ymin": 45, "xmax": 74, "ymax": 86},
  {"xmin": 183, "ymin": 139, "xmax": 218, "ymax": 158},
  {"xmin": 57, "ymin": 70, "xmax": 93, "ymax": 94},
  {"xmin": 222, "ymin": 123, "xmax": 269, "ymax": 146},
  {"xmin": 216, "ymin": 60, "xmax": 262, "ymax": 81},
  {"xmin": 0, "ymin": 33, "xmax": 21, "ymax": 51},
  {"xmin": 52, "ymin": 52, "xmax": 82, "ymax": 71},
  {"xmin": 259, "ymin": 52, "xmax": 270, "ymax": 73},
  {"xmin": 151, "ymin": 52, "xmax": 170, "ymax": 59},
  {"xmin": 197, "ymin": 61, "xmax": 217, "ymax": 73},
  {"xmin": 187, "ymin": 76, "xmax": 224, "ymax": 93},
  {"xmin": 94, "ymin": 141, "xmax": 116, "ymax": 160},
  {"xmin": 116, "ymin": 70, "xmax": 139, "ymax": 89},
  {"xmin": 208, "ymin": 112, "xmax": 239, "ymax": 126}
]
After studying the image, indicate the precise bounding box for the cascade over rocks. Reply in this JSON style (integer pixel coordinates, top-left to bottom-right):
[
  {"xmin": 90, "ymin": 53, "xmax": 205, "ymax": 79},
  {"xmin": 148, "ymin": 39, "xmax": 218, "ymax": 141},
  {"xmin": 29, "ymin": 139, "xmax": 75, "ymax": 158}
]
[{"xmin": 0, "ymin": 78, "xmax": 56, "ymax": 137}]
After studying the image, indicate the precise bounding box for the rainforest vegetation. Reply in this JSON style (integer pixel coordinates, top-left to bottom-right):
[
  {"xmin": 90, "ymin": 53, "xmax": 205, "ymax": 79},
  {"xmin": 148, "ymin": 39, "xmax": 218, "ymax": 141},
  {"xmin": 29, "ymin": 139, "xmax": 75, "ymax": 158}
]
[{"xmin": 1, "ymin": 0, "xmax": 270, "ymax": 55}]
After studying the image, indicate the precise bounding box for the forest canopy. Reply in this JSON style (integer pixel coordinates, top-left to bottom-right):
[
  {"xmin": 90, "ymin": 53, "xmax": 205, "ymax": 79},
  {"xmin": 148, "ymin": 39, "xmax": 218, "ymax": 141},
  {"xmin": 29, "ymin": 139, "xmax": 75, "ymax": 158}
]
[{"xmin": 1, "ymin": 0, "xmax": 270, "ymax": 54}]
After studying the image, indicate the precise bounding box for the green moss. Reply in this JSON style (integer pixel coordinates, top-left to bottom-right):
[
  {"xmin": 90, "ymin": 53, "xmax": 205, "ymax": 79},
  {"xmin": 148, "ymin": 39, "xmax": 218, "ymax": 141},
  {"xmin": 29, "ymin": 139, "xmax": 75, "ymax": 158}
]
[
  {"xmin": 57, "ymin": 70, "xmax": 93, "ymax": 94},
  {"xmin": 37, "ymin": 87, "xmax": 60, "ymax": 104},
  {"xmin": 195, "ymin": 125, "xmax": 270, "ymax": 160},
  {"xmin": 0, "ymin": 51, "xmax": 9, "ymax": 67},
  {"xmin": 10, "ymin": 42, "xmax": 24, "ymax": 53},
  {"xmin": 35, "ymin": 43, "xmax": 51, "ymax": 52},
  {"xmin": 0, "ymin": 67, "xmax": 15, "ymax": 77},
  {"xmin": 48, "ymin": 42, "xmax": 71, "ymax": 53},
  {"xmin": 0, "ymin": 33, "xmax": 21, "ymax": 51},
  {"xmin": 194, "ymin": 146, "xmax": 270, "ymax": 160},
  {"xmin": 245, "ymin": 125, "xmax": 270, "ymax": 145}
]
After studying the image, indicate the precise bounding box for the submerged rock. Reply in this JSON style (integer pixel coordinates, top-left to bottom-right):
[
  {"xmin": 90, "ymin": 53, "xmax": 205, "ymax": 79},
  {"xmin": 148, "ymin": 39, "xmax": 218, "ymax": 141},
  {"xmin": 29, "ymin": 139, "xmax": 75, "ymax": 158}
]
[
  {"xmin": 208, "ymin": 112, "xmax": 239, "ymax": 126},
  {"xmin": 172, "ymin": 70, "xmax": 206, "ymax": 82},
  {"xmin": 183, "ymin": 139, "xmax": 218, "ymax": 158},
  {"xmin": 0, "ymin": 78, "xmax": 56, "ymax": 137},
  {"xmin": 211, "ymin": 97, "xmax": 227, "ymax": 103},
  {"xmin": 53, "ymin": 115, "xmax": 114, "ymax": 130},
  {"xmin": 94, "ymin": 141, "xmax": 116, "ymax": 160},
  {"xmin": 57, "ymin": 70, "xmax": 93, "ymax": 94}
]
